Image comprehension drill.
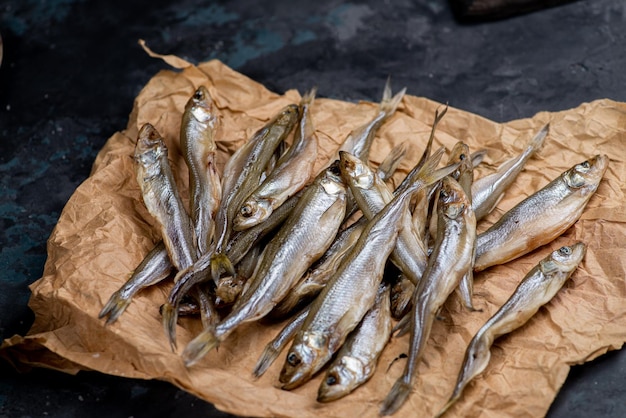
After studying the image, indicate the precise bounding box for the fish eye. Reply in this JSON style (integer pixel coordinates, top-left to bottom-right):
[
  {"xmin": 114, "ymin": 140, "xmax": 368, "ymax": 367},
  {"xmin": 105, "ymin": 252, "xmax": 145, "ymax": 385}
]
[
  {"xmin": 439, "ymin": 189, "xmax": 449, "ymax": 199},
  {"xmin": 326, "ymin": 374, "xmax": 338, "ymax": 386},
  {"xmin": 459, "ymin": 153, "xmax": 466, "ymax": 161},
  {"xmin": 240, "ymin": 203, "xmax": 254, "ymax": 218},
  {"xmin": 328, "ymin": 162, "xmax": 342, "ymax": 177},
  {"xmin": 287, "ymin": 352, "xmax": 301, "ymax": 367},
  {"xmin": 193, "ymin": 90, "xmax": 204, "ymax": 100},
  {"xmin": 558, "ymin": 246, "xmax": 572, "ymax": 256}
]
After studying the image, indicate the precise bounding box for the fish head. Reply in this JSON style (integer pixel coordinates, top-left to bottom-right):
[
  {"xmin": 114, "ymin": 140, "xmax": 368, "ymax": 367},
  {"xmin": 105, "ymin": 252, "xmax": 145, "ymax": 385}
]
[
  {"xmin": 448, "ymin": 141, "xmax": 473, "ymax": 189},
  {"xmin": 274, "ymin": 104, "xmax": 300, "ymax": 127},
  {"xmin": 541, "ymin": 242, "xmax": 587, "ymax": 276},
  {"xmin": 317, "ymin": 356, "xmax": 366, "ymax": 402},
  {"xmin": 563, "ymin": 154, "xmax": 608, "ymax": 195},
  {"xmin": 338, "ymin": 151, "xmax": 375, "ymax": 191},
  {"xmin": 321, "ymin": 161, "xmax": 348, "ymax": 197},
  {"xmin": 280, "ymin": 332, "xmax": 330, "ymax": 390},
  {"xmin": 233, "ymin": 198, "xmax": 273, "ymax": 230},
  {"xmin": 438, "ymin": 177, "xmax": 470, "ymax": 220},
  {"xmin": 454, "ymin": 336, "xmax": 493, "ymax": 398},
  {"xmin": 187, "ymin": 86, "xmax": 218, "ymax": 128},
  {"xmin": 134, "ymin": 123, "xmax": 167, "ymax": 169}
]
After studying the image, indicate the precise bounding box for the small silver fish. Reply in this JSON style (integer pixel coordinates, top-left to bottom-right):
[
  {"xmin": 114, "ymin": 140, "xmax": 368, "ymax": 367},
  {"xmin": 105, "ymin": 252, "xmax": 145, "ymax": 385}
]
[
  {"xmin": 279, "ymin": 164, "xmax": 437, "ymax": 390},
  {"xmin": 436, "ymin": 242, "xmax": 586, "ymax": 417},
  {"xmin": 133, "ymin": 123, "xmax": 196, "ymax": 271},
  {"xmin": 182, "ymin": 163, "xmax": 347, "ymax": 366},
  {"xmin": 210, "ymin": 104, "xmax": 300, "ymax": 280},
  {"xmin": 472, "ymin": 124, "xmax": 547, "ymax": 221},
  {"xmin": 332, "ymin": 78, "xmax": 406, "ymax": 163},
  {"xmin": 380, "ymin": 176, "xmax": 476, "ymax": 416},
  {"xmin": 99, "ymin": 242, "xmax": 172, "ymax": 324},
  {"xmin": 180, "ymin": 86, "xmax": 221, "ymax": 254},
  {"xmin": 233, "ymin": 88, "xmax": 319, "ymax": 231},
  {"xmin": 317, "ymin": 282, "xmax": 392, "ymax": 402},
  {"xmin": 475, "ymin": 154, "xmax": 607, "ymax": 272}
]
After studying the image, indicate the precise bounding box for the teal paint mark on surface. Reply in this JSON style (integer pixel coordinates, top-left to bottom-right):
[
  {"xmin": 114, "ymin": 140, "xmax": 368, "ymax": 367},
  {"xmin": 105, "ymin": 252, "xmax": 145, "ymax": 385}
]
[
  {"xmin": 321, "ymin": 3, "xmax": 374, "ymax": 42},
  {"xmin": 0, "ymin": 202, "xmax": 25, "ymax": 223},
  {"xmin": 1, "ymin": 0, "xmax": 86, "ymax": 36},
  {"xmin": 292, "ymin": 29, "xmax": 316, "ymax": 45},
  {"xmin": 0, "ymin": 226, "xmax": 47, "ymax": 285},
  {"xmin": 0, "ymin": 157, "xmax": 20, "ymax": 172},
  {"xmin": 174, "ymin": 3, "xmax": 238, "ymax": 27},
  {"xmin": 227, "ymin": 27, "xmax": 285, "ymax": 69}
]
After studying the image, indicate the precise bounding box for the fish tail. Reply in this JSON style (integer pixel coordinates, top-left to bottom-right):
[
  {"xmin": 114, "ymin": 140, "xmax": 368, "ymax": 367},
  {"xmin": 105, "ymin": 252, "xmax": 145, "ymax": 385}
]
[
  {"xmin": 416, "ymin": 147, "xmax": 460, "ymax": 189},
  {"xmin": 380, "ymin": 377, "xmax": 413, "ymax": 416},
  {"xmin": 528, "ymin": 123, "xmax": 549, "ymax": 153},
  {"xmin": 210, "ymin": 252, "xmax": 236, "ymax": 283},
  {"xmin": 182, "ymin": 327, "xmax": 221, "ymax": 367},
  {"xmin": 434, "ymin": 393, "xmax": 461, "ymax": 418},
  {"xmin": 379, "ymin": 77, "xmax": 407, "ymax": 119},
  {"xmin": 252, "ymin": 343, "xmax": 280, "ymax": 379},
  {"xmin": 459, "ymin": 270, "xmax": 481, "ymax": 312},
  {"xmin": 301, "ymin": 87, "xmax": 317, "ymax": 105},
  {"xmin": 377, "ymin": 141, "xmax": 408, "ymax": 181},
  {"xmin": 160, "ymin": 302, "xmax": 179, "ymax": 351},
  {"xmin": 392, "ymin": 314, "xmax": 411, "ymax": 337},
  {"xmin": 98, "ymin": 291, "xmax": 131, "ymax": 325}
]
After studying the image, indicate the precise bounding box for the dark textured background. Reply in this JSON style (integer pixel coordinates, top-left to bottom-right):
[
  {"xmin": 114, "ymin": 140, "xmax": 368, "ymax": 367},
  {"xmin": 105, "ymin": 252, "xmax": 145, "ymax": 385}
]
[{"xmin": 1, "ymin": 0, "xmax": 625, "ymax": 416}]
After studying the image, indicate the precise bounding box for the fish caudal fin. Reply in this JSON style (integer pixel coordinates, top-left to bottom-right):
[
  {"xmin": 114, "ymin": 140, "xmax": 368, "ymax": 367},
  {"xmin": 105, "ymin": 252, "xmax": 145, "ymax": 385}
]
[
  {"xmin": 160, "ymin": 302, "xmax": 179, "ymax": 352},
  {"xmin": 379, "ymin": 77, "xmax": 407, "ymax": 118},
  {"xmin": 301, "ymin": 87, "xmax": 317, "ymax": 105},
  {"xmin": 529, "ymin": 123, "xmax": 549, "ymax": 153},
  {"xmin": 182, "ymin": 328, "xmax": 221, "ymax": 367},
  {"xmin": 380, "ymin": 377, "xmax": 413, "ymax": 416},
  {"xmin": 252, "ymin": 343, "xmax": 281, "ymax": 379},
  {"xmin": 210, "ymin": 252, "xmax": 236, "ymax": 283},
  {"xmin": 99, "ymin": 291, "xmax": 131, "ymax": 325},
  {"xmin": 434, "ymin": 393, "xmax": 462, "ymax": 418}
]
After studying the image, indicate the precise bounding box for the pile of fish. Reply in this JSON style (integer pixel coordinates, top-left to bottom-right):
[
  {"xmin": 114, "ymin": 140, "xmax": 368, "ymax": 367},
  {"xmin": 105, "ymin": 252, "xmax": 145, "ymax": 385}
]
[{"xmin": 98, "ymin": 81, "xmax": 608, "ymax": 416}]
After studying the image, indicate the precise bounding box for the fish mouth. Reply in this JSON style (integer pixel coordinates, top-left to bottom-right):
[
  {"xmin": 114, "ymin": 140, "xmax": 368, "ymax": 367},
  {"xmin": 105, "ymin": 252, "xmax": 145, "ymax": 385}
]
[
  {"xmin": 588, "ymin": 154, "xmax": 609, "ymax": 178},
  {"xmin": 279, "ymin": 364, "xmax": 315, "ymax": 390},
  {"xmin": 317, "ymin": 365, "xmax": 356, "ymax": 402}
]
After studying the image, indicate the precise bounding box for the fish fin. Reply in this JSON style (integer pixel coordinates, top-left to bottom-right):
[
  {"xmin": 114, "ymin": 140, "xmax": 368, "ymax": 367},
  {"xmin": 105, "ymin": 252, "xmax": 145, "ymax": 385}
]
[
  {"xmin": 458, "ymin": 270, "xmax": 481, "ymax": 312},
  {"xmin": 99, "ymin": 290, "xmax": 131, "ymax": 325},
  {"xmin": 409, "ymin": 146, "xmax": 460, "ymax": 192},
  {"xmin": 417, "ymin": 104, "xmax": 449, "ymax": 170},
  {"xmin": 529, "ymin": 123, "xmax": 549, "ymax": 153},
  {"xmin": 210, "ymin": 252, "xmax": 236, "ymax": 283},
  {"xmin": 377, "ymin": 141, "xmax": 408, "ymax": 182},
  {"xmin": 301, "ymin": 87, "xmax": 317, "ymax": 105},
  {"xmin": 379, "ymin": 77, "xmax": 407, "ymax": 118},
  {"xmin": 182, "ymin": 328, "xmax": 220, "ymax": 367},
  {"xmin": 252, "ymin": 342, "xmax": 281, "ymax": 379},
  {"xmin": 434, "ymin": 393, "xmax": 462, "ymax": 418},
  {"xmin": 160, "ymin": 302, "xmax": 179, "ymax": 352},
  {"xmin": 380, "ymin": 377, "xmax": 413, "ymax": 416},
  {"xmin": 392, "ymin": 314, "xmax": 411, "ymax": 337}
]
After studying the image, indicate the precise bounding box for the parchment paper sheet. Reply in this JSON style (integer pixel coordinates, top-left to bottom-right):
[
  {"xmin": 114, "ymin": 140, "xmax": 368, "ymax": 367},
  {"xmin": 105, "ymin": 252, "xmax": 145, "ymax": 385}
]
[{"xmin": 2, "ymin": 53, "xmax": 626, "ymax": 418}]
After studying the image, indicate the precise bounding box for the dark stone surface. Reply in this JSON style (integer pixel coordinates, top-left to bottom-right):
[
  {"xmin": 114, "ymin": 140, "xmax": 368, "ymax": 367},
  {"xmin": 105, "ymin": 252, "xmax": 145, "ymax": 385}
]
[{"xmin": 1, "ymin": 0, "xmax": 624, "ymax": 416}]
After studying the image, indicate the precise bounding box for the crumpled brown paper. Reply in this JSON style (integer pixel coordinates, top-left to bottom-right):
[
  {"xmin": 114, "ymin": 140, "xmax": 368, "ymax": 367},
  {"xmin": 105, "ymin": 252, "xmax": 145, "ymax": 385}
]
[{"xmin": 2, "ymin": 51, "xmax": 626, "ymax": 418}]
